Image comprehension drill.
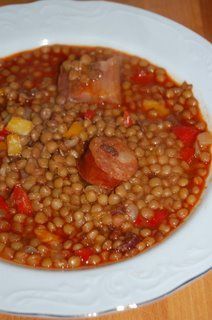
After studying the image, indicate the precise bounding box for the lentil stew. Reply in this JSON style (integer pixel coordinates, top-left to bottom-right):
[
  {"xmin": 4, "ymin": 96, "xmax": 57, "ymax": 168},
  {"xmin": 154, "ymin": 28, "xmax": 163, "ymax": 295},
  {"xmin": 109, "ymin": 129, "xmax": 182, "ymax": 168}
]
[{"xmin": 0, "ymin": 45, "xmax": 211, "ymax": 270}]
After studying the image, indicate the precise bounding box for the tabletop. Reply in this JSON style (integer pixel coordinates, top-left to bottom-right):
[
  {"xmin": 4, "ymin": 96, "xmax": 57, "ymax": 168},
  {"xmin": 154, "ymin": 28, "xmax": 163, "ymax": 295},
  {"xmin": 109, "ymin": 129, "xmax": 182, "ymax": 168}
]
[{"xmin": 0, "ymin": 0, "xmax": 211, "ymax": 320}]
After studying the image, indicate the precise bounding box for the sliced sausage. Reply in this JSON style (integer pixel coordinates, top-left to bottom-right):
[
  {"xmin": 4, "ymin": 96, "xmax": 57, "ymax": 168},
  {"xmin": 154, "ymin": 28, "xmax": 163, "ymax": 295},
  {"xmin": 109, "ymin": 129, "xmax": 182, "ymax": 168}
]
[
  {"xmin": 78, "ymin": 149, "xmax": 121, "ymax": 189},
  {"xmin": 89, "ymin": 137, "xmax": 138, "ymax": 181},
  {"xmin": 58, "ymin": 56, "xmax": 121, "ymax": 104},
  {"xmin": 78, "ymin": 137, "xmax": 138, "ymax": 188}
]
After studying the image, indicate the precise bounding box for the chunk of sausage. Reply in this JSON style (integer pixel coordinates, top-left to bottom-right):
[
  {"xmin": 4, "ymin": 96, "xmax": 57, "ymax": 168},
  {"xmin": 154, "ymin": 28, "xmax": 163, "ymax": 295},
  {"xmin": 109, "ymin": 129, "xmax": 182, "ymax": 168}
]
[
  {"xmin": 58, "ymin": 56, "xmax": 121, "ymax": 104},
  {"xmin": 78, "ymin": 137, "xmax": 138, "ymax": 188},
  {"xmin": 78, "ymin": 149, "xmax": 121, "ymax": 189},
  {"xmin": 90, "ymin": 137, "xmax": 138, "ymax": 181}
]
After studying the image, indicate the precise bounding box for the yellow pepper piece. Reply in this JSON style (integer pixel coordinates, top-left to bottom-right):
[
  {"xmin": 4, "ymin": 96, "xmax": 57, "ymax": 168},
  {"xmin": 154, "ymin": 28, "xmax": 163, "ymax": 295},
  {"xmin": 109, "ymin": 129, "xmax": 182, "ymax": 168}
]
[
  {"xmin": 0, "ymin": 141, "xmax": 7, "ymax": 151},
  {"xmin": 64, "ymin": 121, "xmax": 83, "ymax": 138},
  {"xmin": 7, "ymin": 134, "xmax": 22, "ymax": 156},
  {"xmin": 34, "ymin": 228, "xmax": 60, "ymax": 243},
  {"xmin": 6, "ymin": 116, "xmax": 33, "ymax": 136},
  {"xmin": 143, "ymin": 99, "xmax": 169, "ymax": 116}
]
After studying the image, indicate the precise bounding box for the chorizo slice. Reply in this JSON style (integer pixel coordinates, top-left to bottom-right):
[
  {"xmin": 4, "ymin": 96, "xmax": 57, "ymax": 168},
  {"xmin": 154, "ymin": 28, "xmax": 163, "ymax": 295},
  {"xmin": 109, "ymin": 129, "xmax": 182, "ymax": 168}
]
[
  {"xmin": 78, "ymin": 149, "xmax": 121, "ymax": 189},
  {"xmin": 78, "ymin": 137, "xmax": 138, "ymax": 188},
  {"xmin": 89, "ymin": 137, "xmax": 138, "ymax": 181}
]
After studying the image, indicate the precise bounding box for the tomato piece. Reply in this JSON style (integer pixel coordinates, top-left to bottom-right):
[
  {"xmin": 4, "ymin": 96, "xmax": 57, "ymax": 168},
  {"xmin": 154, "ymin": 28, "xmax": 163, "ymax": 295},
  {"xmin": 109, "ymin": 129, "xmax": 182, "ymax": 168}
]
[
  {"xmin": 134, "ymin": 210, "xmax": 168, "ymax": 228},
  {"xmin": 134, "ymin": 214, "xmax": 145, "ymax": 227},
  {"xmin": 123, "ymin": 110, "xmax": 133, "ymax": 127},
  {"xmin": 75, "ymin": 247, "xmax": 93, "ymax": 262},
  {"xmin": 172, "ymin": 125, "xmax": 199, "ymax": 145},
  {"xmin": 78, "ymin": 150, "xmax": 121, "ymax": 189},
  {"xmin": 131, "ymin": 67, "xmax": 154, "ymax": 85},
  {"xmin": 146, "ymin": 210, "xmax": 168, "ymax": 228},
  {"xmin": 0, "ymin": 196, "xmax": 9, "ymax": 216},
  {"xmin": 180, "ymin": 146, "xmax": 195, "ymax": 163},
  {"xmin": 0, "ymin": 128, "xmax": 9, "ymax": 141},
  {"xmin": 11, "ymin": 185, "xmax": 33, "ymax": 215},
  {"xmin": 80, "ymin": 110, "xmax": 96, "ymax": 120}
]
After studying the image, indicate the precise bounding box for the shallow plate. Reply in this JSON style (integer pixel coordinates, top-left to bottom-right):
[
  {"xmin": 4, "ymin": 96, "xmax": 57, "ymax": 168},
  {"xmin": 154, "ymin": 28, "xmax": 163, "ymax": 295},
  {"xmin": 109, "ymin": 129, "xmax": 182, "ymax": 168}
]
[{"xmin": 0, "ymin": 0, "xmax": 211, "ymax": 318}]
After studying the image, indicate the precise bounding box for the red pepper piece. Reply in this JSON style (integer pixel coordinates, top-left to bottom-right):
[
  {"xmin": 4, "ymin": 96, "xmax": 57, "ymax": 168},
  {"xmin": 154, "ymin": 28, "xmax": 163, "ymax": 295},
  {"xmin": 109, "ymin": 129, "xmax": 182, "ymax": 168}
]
[
  {"xmin": 123, "ymin": 110, "xmax": 133, "ymax": 127},
  {"xmin": 0, "ymin": 196, "xmax": 9, "ymax": 216},
  {"xmin": 180, "ymin": 146, "xmax": 195, "ymax": 163},
  {"xmin": 0, "ymin": 128, "xmax": 9, "ymax": 142},
  {"xmin": 80, "ymin": 109, "xmax": 96, "ymax": 120},
  {"xmin": 172, "ymin": 125, "xmax": 199, "ymax": 145},
  {"xmin": 75, "ymin": 247, "xmax": 93, "ymax": 262},
  {"xmin": 11, "ymin": 185, "xmax": 33, "ymax": 215},
  {"xmin": 131, "ymin": 67, "xmax": 154, "ymax": 85}
]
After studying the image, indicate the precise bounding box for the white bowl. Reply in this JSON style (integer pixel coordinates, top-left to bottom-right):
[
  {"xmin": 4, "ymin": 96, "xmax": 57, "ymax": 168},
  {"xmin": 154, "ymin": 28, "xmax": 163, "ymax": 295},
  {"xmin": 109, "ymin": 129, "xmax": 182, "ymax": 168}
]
[{"xmin": 0, "ymin": 0, "xmax": 211, "ymax": 318}]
